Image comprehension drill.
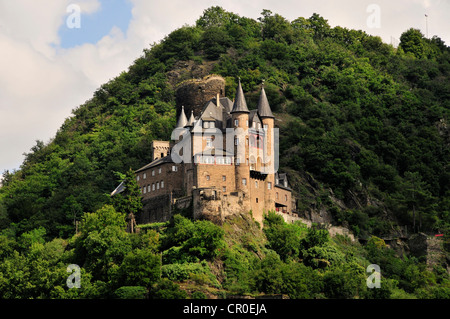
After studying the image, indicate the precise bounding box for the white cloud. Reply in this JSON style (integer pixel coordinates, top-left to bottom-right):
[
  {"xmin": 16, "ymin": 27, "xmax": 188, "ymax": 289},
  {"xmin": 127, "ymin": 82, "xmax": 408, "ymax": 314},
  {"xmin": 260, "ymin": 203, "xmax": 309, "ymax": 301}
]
[{"xmin": 0, "ymin": 0, "xmax": 449, "ymax": 176}]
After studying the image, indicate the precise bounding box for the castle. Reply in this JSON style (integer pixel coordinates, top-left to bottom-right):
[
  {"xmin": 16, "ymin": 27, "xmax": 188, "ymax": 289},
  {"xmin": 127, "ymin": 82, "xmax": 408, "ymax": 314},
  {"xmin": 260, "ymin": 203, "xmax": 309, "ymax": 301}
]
[{"xmin": 112, "ymin": 79, "xmax": 294, "ymax": 225}]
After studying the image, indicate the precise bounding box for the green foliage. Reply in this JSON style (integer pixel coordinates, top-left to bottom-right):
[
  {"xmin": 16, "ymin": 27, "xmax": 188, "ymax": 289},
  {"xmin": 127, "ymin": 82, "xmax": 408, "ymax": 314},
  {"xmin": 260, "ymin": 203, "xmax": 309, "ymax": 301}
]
[
  {"xmin": 263, "ymin": 211, "xmax": 308, "ymax": 261},
  {"xmin": 114, "ymin": 286, "xmax": 147, "ymax": 299},
  {"xmin": 111, "ymin": 168, "xmax": 143, "ymax": 217},
  {"xmin": 161, "ymin": 215, "xmax": 225, "ymax": 263},
  {"xmin": 161, "ymin": 261, "xmax": 211, "ymax": 282},
  {"xmin": 115, "ymin": 248, "xmax": 161, "ymax": 287},
  {"xmin": 149, "ymin": 278, "xmax": 188, "ymax": 299}
]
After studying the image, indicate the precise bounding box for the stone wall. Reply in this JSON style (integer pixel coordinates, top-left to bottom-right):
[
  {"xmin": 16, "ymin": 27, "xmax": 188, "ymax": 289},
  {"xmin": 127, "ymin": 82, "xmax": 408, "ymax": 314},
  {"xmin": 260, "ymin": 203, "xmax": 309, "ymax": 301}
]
[
  {"xmin": 192, "ymin": 188, "xmax": 249, "ymax": 225},
  {"xmin": 140, "ymin": 194, "xmax": 172, "ymax": 224},
  {"xmin": 175, "ymin": 75, "xmax": 226, "ymax": 118}
]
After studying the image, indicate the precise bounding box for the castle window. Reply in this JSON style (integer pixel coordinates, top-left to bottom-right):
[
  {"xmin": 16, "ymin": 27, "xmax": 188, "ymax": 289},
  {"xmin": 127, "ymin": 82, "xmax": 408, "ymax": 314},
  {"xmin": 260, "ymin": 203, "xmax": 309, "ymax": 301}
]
[
  {"xmin": 234, "ymin": 119, "xmax": 239, "ymax": 127},
  {"xmin": 203, "ymin": 121, "xmax": 209, "ymax": 129},
  {"xmin": 242, "ymin": 178, "xmax": 247, "ymax": 186},
  {"xmin": 161, "ymin": 181, "xmax": 164, "ymax": 189},
  {"xmin": 206, "ymin": 138, "xmax": 212, "ymax": 148},
  {"xmin": 255, "ymin": 181, "xmax": 258, "ymax": 188},
  {"xmin": 285, "ymin": 195, "xmax": 288, "ymax": 202},
  {"xmin": 152, "ymin": 183, "xmax": 155, "ymax": 191},
  {"xmin": 143, "ymin": 187, "xmax": 147, "ymax": 194},
  {"xmin": 206, "ymin": 175, "xmax": 210, "ymax": 181},
  {"xmin": 235, "ymin": 137, "xmax": 239, "ymax": 145},
  {"xmin": 158, "ymin": 168, "xmax": 162, "ymax": 174},
  {"xmin": 157, "ymin": 182, "xmax": 160, "ymax": 190},
  {"xmin": 172, "ymin": 166, "xmax": 178, "ymax": 172},
  {"xmin": 222, "ymin": 175, "xmax": 226, "ymax": 182},
  {"xmin": 161, "ymin": 152, "xmax": 164, "ymax": 158},
  {"xmin": 246, "ymin": 120, "xmax": 249, "ymax": 127},
  {"xmin": 152, "ymin": 170, "xmax": 155, "ymax": 176},
  {"xmin": 210, "ymin": 121, "xmax": 215, "ymax": 128},
  {"xmin": 223, "ymin": 186, "xmax": 226, "ymax": 192},
  {"xmin": 268, "ymin": 182, "xmax": 272, "ymax": 190},
  {"xmin": 148, "ymin": 185, "xmax": 151, "ymax": 193},
  {"xmin": 235, "ymin": 158, "xmax": 240, "ymax": 166},
  {"xmin": 143, "ymin": 173, "xmax": 147, "ymax": 179},
  {"xmin": 256, "ymin": 198, "xmax": 259, "ymax": 203},
  {"xmin": 137, "ymin": 175, "xmax": 140, "ymax": 182}
]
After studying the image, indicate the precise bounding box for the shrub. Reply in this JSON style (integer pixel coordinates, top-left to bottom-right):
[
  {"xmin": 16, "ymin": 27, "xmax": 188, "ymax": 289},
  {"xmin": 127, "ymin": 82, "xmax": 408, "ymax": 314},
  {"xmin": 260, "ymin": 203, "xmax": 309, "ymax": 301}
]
[
  {"xmin": 149, "ymin": 279, "xmax": 188, "ymax": 299},
  {"xmin": 114, "ymin": 286, "xmax": 147, "ymax": 299},
  {"xmin": 161, "ymin": 262, "xmax": 210, "ymax": 281}
]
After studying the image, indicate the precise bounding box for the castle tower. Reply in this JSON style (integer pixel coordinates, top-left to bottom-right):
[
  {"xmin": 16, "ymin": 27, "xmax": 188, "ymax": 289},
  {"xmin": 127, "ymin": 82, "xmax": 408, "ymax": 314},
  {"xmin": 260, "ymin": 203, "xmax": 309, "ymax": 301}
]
[
  {"xmin": 257, "ymin": 83, "xmax": 276, "ymax": 212},
  {"xmin": 176, "ymin": 106, "xmax": 188, "ymax": 128},
  {"xmin": 231, "ymin": 79, "xmax": 250, "ymax": 199}
]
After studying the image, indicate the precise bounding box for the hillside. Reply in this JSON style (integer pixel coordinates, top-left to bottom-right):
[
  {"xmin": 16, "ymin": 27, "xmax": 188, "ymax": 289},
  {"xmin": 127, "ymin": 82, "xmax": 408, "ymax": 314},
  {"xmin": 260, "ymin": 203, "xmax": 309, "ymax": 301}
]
[{"xmin": 0, "ymin": 7, "xmax": 449, "ymax": 299}]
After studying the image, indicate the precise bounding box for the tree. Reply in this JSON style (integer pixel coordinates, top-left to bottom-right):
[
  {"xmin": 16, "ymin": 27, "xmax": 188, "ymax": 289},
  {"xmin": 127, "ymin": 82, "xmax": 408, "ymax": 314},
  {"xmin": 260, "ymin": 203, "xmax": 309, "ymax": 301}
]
[
  {"xmin": 400, "ymin": 28, "xmax": 426, "ymax": 59},
  {"xmin": 196, "ymin": 6, "xmax": 234, "ymax": 28},
  {"xmin": 112, "ymin": 168, "xmax": 143, "ymax": 218},
  {"xmin": 116, "ymin": 248, "xmax": 161, "ymax": 287},
  {"xmin": 395, "ymin": 172, "xmax": 435, "ymax": 232}
]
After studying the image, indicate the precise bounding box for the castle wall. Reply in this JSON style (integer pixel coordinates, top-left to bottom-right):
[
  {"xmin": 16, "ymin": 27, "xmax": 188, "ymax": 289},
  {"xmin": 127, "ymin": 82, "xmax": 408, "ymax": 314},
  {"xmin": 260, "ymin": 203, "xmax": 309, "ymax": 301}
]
[
  {"xmin": 195, "ymin": 163, "xmax": 235, "ymax": 194},
  {"xmin": 193, "ymin": 188, "xmax": 249, "ymax": 225},
  {"xmin": 140, "ymin": 194, "xmax": 172, "ymax": 223},
  {"xmin": 274, "ymin": 186, "xmax": 292, "ymax": 213},
  {"xmin": 249, "ymin": 176, "xmax": 269, "ymax": 224},
  {"xmin": 137, "ymin": 162, "xmax": 185, "ymax": 200}
]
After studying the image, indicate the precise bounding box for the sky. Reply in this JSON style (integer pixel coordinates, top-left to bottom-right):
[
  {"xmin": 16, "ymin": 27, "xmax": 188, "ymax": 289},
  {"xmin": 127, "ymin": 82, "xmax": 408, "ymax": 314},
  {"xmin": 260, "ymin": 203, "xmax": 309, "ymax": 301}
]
[{"xmin": 1, "ymin": 0, "xmax": 449, "ymax": 178}]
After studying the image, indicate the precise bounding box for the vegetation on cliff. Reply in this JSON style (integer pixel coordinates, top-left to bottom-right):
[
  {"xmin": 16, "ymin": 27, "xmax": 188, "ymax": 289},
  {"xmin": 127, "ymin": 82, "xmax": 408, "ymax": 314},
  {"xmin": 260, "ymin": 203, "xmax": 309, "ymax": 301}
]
[{"xmin": 0, "ymin": 6, "xmax": 449, "ymax": 299}]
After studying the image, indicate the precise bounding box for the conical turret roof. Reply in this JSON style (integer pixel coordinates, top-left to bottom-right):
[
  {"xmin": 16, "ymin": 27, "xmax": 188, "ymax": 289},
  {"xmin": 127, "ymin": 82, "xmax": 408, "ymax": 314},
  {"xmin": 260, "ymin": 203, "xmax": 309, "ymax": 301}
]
[
  {"xmin": 176, "ymin": 106, "xmax": 188, "ymax": 128},
  {"xmin": 257, "ymin": 84, "xmax": 274, "ymax": 119},
  {"xmin": 231, "ymin": 79, "xmax": 249, "ymax": 114},
  {"xmin": 187, "ymin": 110, "xmax": 195, "ymax": 126}
]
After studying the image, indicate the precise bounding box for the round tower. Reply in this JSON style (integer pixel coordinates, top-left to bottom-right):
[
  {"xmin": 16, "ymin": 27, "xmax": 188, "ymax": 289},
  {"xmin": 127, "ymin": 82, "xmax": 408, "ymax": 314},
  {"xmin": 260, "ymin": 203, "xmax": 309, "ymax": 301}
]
[
  {"xmin": 175, "ymin": 75, "xmax": 225, "ymax": 119},
  {"xmin": 231, "ymin": 79, "xmax": 250, "ymax": 197},
  {"xmin": 257, "ymin": 84, "xmax": 276, "ymax": 212}
]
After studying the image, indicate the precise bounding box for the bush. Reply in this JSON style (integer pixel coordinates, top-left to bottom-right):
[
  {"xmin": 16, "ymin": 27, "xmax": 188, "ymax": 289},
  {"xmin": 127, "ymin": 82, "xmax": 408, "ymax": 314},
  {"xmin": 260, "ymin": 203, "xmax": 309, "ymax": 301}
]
[
  {"xmin": 161, "ymin": 262, "xmax": 210, "ymax": 281},
  {"xmin": 116, "ymin": 248, "xmax": 161, "ymax": 287},
  {"xmin": 114, "ymin": 286, "xmax": 147, "ymax": 299},
  {"xmin": 149, "ymin": 279, "xmax": 188, "ymax": 299},
  {"xmin": 302, "ymin": 245, "xmax": 345, "ymax": 269}
]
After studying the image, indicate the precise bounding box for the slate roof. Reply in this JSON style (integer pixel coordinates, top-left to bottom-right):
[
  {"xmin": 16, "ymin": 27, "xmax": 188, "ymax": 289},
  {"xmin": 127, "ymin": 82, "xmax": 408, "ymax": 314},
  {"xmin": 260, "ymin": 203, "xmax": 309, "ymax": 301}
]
[
  {"xmin": 231, "ymin": 80, "xmax": 249, "ymax": 114},
  {"xmin": 257, "ymin": 86, "xmax": 274, "ymax": 119},
  {"xmin": 176, "ymin": 106, "xmax": 188, "ymax": 128}
]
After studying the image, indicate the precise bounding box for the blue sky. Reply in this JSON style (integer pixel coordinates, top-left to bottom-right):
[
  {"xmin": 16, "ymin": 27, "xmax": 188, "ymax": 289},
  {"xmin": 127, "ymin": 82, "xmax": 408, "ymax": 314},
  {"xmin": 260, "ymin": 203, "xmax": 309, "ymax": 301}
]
[{"xmin": 58, "ymin": 0, "xmax": 133, "ymax": 48}]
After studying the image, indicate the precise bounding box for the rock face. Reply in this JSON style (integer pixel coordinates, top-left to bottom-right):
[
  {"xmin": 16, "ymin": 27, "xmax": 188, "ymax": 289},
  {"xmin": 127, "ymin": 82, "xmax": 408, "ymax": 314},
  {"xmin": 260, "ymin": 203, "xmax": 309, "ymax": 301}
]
[
  {"xmin": 175, "ymin": 75, "xmax": 226, "ymax": 118},
  {"xmin": 409, "ymin": 233, "xmax": 448, "ymax": 271}
]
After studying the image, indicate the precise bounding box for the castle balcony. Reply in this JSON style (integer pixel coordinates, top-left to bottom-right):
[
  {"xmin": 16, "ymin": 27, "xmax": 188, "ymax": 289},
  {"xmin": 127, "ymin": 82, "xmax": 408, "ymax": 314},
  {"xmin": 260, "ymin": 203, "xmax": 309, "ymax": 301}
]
[{"xmin": 250, "ymin": 169, "xmax": 268, "ymax": 181}]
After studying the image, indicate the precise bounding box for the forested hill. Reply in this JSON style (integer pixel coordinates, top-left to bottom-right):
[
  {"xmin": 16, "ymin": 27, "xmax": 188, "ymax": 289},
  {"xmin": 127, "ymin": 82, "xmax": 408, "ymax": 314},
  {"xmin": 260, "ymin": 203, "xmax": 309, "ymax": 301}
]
[{"xmin": 1, "ymin": 6, "xmax": 449, "ymax": 241}]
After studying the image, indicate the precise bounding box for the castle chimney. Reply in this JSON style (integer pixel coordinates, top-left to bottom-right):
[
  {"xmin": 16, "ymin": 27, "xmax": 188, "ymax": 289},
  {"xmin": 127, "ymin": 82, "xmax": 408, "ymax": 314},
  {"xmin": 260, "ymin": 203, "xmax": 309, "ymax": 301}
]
[{"xmin": 216, "ymin": 93, "xmax": 220, "ymax": 108}]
